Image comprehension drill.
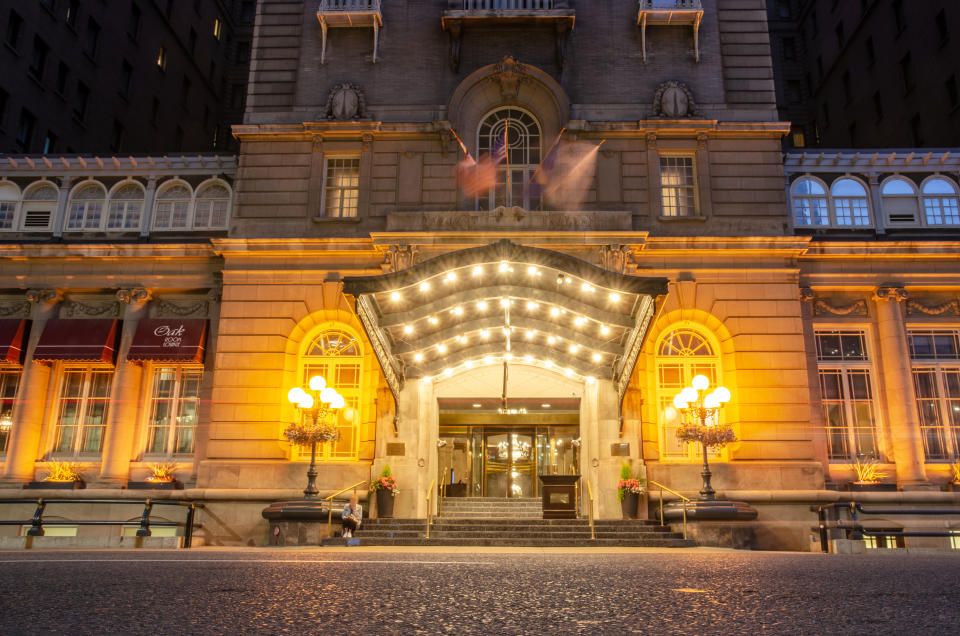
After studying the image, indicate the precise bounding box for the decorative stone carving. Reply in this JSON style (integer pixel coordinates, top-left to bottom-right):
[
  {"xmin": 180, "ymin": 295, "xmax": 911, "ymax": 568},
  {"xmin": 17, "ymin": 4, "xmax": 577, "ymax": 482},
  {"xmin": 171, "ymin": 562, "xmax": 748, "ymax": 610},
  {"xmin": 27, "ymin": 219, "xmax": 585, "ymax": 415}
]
[
  {"xmin": 906, "ymin": 298, "xmax": 960, "ymax": 316},
  {"xmin": 0, "ymin": 299, "xmax": 31, "ymax": 318},
  {"xmin": 62, "ymin": 298, "xmax": 121, "ymax": 318},
  {"xmin": 813, "ymin": 299, "xmax": 868, "ymax": 316},
  {"xmin": 599, "ymin": 245, "xmax": 635, "ymax": 275},
  {"xmin": 385, "ymin": 209, "xmax": 633, "ymax": 233},
  {"xmin": 152, "ymin": 298, "xmax": 210, "ymax": 319},
  {"xmin": 383, "ymin": 245, "xmax": 420, "ymax": 274},
  {"xmin": 207, "ymin": 287, "xmax": 223, "ymax": 303},
  {"xmin": 26, "ymin": 289, "xmax": 61, "ymax": 304},
  {"xmin": 490, "ymin": 56, "xmax": 528, "ymax": 99},
  {"xmin": 875, "ymin": 286, "xmax": 909, "ymax": 302},
  {"xmin": 645, "ymin": 132, "xmax": 657, "ymax": 150},
  {"xmin": 799, "ymin": 287, "xmax": 816, "ymax": 302},
  {"xmin": 115, "ymin": 287, "xmax": 151, "ymax": 304},
  {"xmin": 325, "ymin": 84, "xmax": 365, "ymax": 120},
  {"xmin": 652, "ymin": 81, "xmax": 697, "ymax": 118}
]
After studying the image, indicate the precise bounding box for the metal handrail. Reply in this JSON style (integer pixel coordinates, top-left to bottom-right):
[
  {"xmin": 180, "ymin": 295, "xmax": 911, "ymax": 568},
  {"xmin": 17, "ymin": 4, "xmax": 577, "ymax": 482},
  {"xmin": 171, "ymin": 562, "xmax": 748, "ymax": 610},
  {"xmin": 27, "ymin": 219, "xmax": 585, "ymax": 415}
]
[
  {"xmin": 425, "ymin": 479, "xmax": 436, "ymax": 540},
  {"xmin": 325, "ymin": 480, "xmax": 367, "ymax": 534},
  {"xmin": 319, "ymin": 0, "xmax": 381, "ymax": 12},
  {"xmin": 816, "ymin": 502, "xmax": 960, "ymax": 553},
  {"xmin": 585, "ymin": 480, "xmax": 595, "ymax": 540},
  {"xmin": 0, "ymin": 498, "xmax": 204, "ymax": 548},
  {"xmin": 648, "ymin": 479, "xmax": 689, "ymax": 540},
  {"xmin": 438, "ymin": 465, "xmax": 449, "ymax": 518}
]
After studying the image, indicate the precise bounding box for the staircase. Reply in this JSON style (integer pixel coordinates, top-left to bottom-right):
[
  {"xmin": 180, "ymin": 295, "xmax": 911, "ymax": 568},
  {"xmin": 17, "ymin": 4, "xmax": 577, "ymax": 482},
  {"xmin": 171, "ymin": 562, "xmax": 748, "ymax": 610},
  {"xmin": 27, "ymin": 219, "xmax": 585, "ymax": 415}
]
[{"xmin": 321, "ymin": 497, "xmax": 695, "ymax": 547}]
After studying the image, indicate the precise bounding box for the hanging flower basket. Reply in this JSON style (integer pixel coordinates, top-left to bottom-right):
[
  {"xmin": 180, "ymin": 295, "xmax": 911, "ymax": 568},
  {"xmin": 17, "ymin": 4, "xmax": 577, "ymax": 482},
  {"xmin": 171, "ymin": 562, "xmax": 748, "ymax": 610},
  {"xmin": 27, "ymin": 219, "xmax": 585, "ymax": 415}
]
[
  {"xmin": 677, "ymin": 423, "xmax": 737, "ymax": 448},
  {"xmin": 283, "ymin": 420, "xmax": 340, "ymax": 447}
]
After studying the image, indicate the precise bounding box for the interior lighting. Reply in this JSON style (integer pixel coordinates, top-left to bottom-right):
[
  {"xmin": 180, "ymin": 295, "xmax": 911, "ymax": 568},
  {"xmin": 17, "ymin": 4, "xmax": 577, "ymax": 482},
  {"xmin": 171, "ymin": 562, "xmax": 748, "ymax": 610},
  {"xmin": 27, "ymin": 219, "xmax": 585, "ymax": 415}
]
[
  {"xmin": 403, "ymin": 325, "xmax": 413, "ymax": 335},
  {"xmin": 390, "ymin": 292, "xmax": 401, "ymax": 302},
  {"xmin": 673, "ymin": 394, "xmax": 688, "ymax": 410},
  {"xmin": 564, "ymin": 276, "xmax": 572, "ymax": 284},
  {"xmin": 480, "ymin": 329, "xmax": 490, "ymax": 339},
  {"xmin": 680, "ymin": 387, "xmax": 699, "ymax": 403},
  {"xmin": 541, "ymin": 403, "xmax": 551, "ymax": 409},
  {"xmin": 477, "ymin": 300, "xmax": 488, "ymax": 311},
  {"xmin": 414, "ymin": 353, "xmax": 424, "ymax": 362},
  {"xmin": 436, "ymin": 344, "xmax": 447, "ymax": 354},
  {"xmin": 444, "ymin": 272, "xmax": 457, "ymax": 283},
  {"xmin": 586, "ymin": 376, "xmax": 596, "ymax": 384},
  {"xmin": 308, "ymin": 375, "xmax": 326, "ymax": 391},
  {"xmin": 592, "ymin": 353, "xmax": 602, "ymax": 362},
  {"xmin": 428, "ymin": 316, "xmax": 439, "ymax": 325},
  {"xmin": 419, "ymin": 282, "xmax": 430, "ymax": 293},
  {"xmin": 455, "ymin": 335, "xmax": 466, "ymax": 343},
  {"xmin": 609, "ymin": 292, "xmax": 621, "ymax": 302},
  {"xmin": 527, "ymin": 266, "xmax": 538, "ymax": 276},
  {"xmin": 287, "ymin": 387, "xmax": 308, "ymax": 404},
  {"xmin": 713, "ymin": 387, "xmax": 732, "ymax": 403},
  {"xmin": 600, "ymin": 325, "xmax": 610, "ymax": 336}
]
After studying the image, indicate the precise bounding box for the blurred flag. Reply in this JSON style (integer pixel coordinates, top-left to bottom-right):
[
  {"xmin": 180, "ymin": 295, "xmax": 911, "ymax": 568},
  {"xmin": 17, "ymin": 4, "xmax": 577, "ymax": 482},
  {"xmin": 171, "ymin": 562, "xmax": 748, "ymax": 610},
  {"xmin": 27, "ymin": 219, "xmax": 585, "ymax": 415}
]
[{"xmin": 456, "ymin": 131, "xmax": 507, "ymax": 197}]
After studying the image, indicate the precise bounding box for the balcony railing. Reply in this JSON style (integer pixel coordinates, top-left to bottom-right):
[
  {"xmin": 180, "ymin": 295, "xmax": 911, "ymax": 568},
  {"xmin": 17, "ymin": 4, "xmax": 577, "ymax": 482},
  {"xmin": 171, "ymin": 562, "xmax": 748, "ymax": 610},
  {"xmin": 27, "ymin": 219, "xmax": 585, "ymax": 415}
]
[
  {"xmin": 316, "ymin": 0, "xmax": 383, "ymax": 63},
  {"xmin": 641, "ymin": 0, "xmax": 702, "ymax": 9},
  {"xmin": 319, "ymin": 0, "xmax": 381, "ymax": 11},
  {"xmin": 455, "ymin": 1, "xmax": 559, "ymax": 9}
]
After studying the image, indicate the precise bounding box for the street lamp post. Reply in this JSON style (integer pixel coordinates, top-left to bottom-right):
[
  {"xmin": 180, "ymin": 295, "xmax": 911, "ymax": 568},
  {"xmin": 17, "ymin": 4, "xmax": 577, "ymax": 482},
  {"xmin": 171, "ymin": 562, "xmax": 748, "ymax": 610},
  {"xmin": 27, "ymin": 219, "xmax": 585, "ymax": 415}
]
[
  {"xmin": 673, "ymin": 375, "xmax": 732, "ymax": 501},
  {"xmin": 286, "ymin": 375, "xmax": 346, "ymax": 499}
]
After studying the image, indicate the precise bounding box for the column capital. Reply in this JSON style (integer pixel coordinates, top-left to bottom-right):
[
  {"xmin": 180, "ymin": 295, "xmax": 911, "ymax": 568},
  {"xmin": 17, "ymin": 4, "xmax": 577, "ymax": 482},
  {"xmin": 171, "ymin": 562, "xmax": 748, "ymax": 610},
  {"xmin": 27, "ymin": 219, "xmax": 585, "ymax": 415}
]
[
  {"xmin": 875, "ymin": 286, "xmax": 909, "ymax": 302},
  {"xmin": 25, "ymin": 289, "xmax": 61, "ymax": 304},
  {"xmin": 799, "ymin": 287, "xmax": 816, "ymax": 302},
  {"xmin": 115, "ymin": 287, "xmax": 152, "ymax": 304}
]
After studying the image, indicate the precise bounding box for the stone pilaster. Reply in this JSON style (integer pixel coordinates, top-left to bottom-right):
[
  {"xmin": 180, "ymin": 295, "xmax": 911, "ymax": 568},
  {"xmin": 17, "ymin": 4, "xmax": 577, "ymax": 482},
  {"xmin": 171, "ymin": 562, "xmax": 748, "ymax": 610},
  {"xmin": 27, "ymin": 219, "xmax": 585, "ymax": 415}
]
[
  {"xmin": 97, "ymin": 288, "xmax": 152, "ymax": 485},
  {"xmin": 873, "ymin": 286, "xmax": 929, "ymax": 489},
  {"xmin": 1, "ymin": 289, "xmax": 61, "ymax": 482}
]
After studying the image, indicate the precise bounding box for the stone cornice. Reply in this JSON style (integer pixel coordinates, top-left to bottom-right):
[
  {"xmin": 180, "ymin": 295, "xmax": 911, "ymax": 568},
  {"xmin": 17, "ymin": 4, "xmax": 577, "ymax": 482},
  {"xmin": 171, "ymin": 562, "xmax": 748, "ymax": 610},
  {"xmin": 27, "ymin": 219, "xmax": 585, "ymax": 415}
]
[
  {"xmin": 0, "ymin": 154, "xmax": 236, "ymax": 178},
  {"xmin": 784, "ymin": 149, "xmax": 960, "ymax": 174}
]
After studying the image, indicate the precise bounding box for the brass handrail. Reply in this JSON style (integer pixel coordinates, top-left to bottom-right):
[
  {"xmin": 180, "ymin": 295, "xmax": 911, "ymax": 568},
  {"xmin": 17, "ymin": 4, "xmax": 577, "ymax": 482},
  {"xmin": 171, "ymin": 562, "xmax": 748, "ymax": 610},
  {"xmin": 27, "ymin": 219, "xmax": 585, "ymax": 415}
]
[
  {"xmin": 647, "ymin": 479, "xmax": 689, "ymax": 540},
  {"xmin": 325, "ymin": 480, "xmax": 367, "ymax": 534},
  {"xmin": 438, "ymin": 465, "xmax": 448, "ymax": 518},
  {"xmin": 425, "ymin": 478, "xmax": 436, "ymax": 540},
  {"xmin": 585, "ymin": 480, "xmax": 595, "ymax": 541}
]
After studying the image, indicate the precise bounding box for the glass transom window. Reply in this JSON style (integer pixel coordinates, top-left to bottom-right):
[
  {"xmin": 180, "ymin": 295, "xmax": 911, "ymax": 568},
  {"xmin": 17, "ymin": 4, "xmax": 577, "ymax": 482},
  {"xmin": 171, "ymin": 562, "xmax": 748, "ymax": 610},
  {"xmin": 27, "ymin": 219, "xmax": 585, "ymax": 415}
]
[
  {"xmin": 476, "ymin": 108, "xmax": 541, "ymax": 211},
  {"xmin": 300, "ymin": 328, "xmax": 363, "ymax": 461},
  {"xmin": 656, "ymin": 328, "xmax": 719, "ymax": 459}
]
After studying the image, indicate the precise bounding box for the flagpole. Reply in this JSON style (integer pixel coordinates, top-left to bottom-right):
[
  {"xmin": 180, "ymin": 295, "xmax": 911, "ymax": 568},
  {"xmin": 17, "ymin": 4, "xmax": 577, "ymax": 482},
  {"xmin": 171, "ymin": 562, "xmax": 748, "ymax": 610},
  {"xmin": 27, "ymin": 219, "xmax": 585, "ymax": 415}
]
[
  {"xmin": 542, "ymin": 139, "xmax": 607, "ymax": 198},
  {"xmin": 526, "ymin": 127, "xmax": 566, "ymax": 190},
  {"xmin": 504, "ymin": 117, "xmax": 511, "ymax": 206}
]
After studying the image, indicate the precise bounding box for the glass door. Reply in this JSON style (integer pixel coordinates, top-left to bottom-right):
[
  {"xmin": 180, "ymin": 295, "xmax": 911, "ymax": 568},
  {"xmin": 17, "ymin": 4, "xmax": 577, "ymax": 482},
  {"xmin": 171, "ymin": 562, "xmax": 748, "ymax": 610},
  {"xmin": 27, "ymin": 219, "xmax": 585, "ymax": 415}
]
[{"xmin": 484, "ymin": 431, "xmax": 535, "ymax": 497}]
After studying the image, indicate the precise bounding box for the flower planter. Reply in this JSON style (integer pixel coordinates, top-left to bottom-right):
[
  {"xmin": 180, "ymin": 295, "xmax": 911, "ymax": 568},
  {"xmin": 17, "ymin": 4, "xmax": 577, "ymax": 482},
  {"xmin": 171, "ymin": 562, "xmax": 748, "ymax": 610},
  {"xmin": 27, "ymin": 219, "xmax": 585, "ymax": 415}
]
[
  {"xmin": 620, "ymin": 491, "xmax": 639, "ymax": 520},
  {"xmin": 126, "ymin": 480, "xmax": 184, "ymax": 490},
  {"xmin": 845, "ymin": 482, "xmax": 897, "ymax": 492},
  {"xmin": 376, "ymin": 489, "xmax": 396, "ymax": 518},
  {"xmin": 24, "ymin": 480, "xmax": 85, "ymax": 490}
]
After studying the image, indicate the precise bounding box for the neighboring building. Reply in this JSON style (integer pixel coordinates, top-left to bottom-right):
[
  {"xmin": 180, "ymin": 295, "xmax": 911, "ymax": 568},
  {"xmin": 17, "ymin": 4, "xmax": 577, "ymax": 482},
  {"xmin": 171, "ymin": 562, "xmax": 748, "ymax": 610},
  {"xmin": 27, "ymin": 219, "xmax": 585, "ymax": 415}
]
[
  {"xmin": 0, "ymin": 0, "xmax": 959, "ymax": 551},
  {"xmin": 0, "ymin": 0, "xmax": 254, "ymax": 154},
  {"xmin": 767, "ymin": 0, "xmax": 960, "ymax": 148}
]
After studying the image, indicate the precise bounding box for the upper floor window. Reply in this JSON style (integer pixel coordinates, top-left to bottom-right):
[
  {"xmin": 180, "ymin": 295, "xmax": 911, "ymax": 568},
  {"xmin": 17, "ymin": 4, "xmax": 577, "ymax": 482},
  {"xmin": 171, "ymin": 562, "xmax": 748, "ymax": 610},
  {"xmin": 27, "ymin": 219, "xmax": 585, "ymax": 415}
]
[
  {"xmin": 193, "ymin": 182, "xmax": 231, "ymax": 229},
  {"xmin": 881, "ymin": 177, "xmax": 919, "ymax": 225},
  {"xmin": 106, "ymin": 182, "xmax": 145, "ymax": 230},
  {"xmin": 0, "ymin": 182, "xmax": 20, "ymax": 230},
  {"xmin": 66, "ymin": 182, "xmax": 106, "ymax": 230},
  {"xmin": 921, "ymin": 178, "xmax": 960, "ymax": 226},
  {"xmin": 322, "ymin": 157, "xmax": 360, "ymax": 218},
  {"xmin": 660, "ymin": 156, "xmax": 698, "ymax": 218},
  {"xmin": 910, "ymin": 330, "xmax": 960, "ymax": 461},
  {"xmin": 153, "ymin": 181, "xmax": 192, "ymax": 230},
  {"xmin": 0, "ymin": 369, "xmax": 20, "ymax": 453},
  {"xmin": 21, "ymin": 182, "xmax": 58, "ymax": 230},
  {"xmin": 791, "ymin": 177, "xmax": 828, "ymax": 226},
  {"xmin": 152, "ymin": 179, "xmax": 231, "ymax": 231},
  {"xmin": 476, "ymin": 108, "xmax": 541, "ymax": 211},
  {"xmin": 831, "ymin": 178, "xmax": 871, "ymax": 226}
]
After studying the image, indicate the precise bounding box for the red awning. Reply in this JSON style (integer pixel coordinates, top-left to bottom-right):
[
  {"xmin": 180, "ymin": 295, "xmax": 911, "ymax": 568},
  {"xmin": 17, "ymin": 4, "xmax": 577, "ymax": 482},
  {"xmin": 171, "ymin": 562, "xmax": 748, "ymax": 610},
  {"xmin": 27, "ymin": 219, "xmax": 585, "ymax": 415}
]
[
  {"xmin": 0, "ymin": 319, "xmax": 28, "ymax": 364},
  {"xmin": 33, "ymin": 319, "xmax": 119, "ymax": 363},
  {"xmin": 127, "ymin": 319, "xmax": 207, "ymax": 363}
]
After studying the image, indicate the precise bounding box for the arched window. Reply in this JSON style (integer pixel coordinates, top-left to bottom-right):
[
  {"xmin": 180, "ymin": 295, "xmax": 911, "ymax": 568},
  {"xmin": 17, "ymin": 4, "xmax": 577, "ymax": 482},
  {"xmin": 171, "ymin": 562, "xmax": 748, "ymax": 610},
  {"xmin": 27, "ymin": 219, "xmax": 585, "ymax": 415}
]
[
  {"xmin": 0, "ymin": 182, "xmax": 20, "ymax": 231},
  {"xmin": 193, "ymin": 180, "xmax": 231, "ymax": 229},
  {"xmin": 791, "ymin": 178, "xmax": 828, "ymax": 226},
  {"xmin": 656, "ymin": 328, "xmax": 721, "ymax": 459},
  {"xmin": 66, "ymin": 182, "xmax": 107, "ymax": 230},
  {"xmin": 106, "ymin": 181, "xmax": 145, "ymax": 230},
  {"xmin": 476, "ymin": 107, "xmax": 541, "ymax": 211},
  {"xmin": 21, "ymin": 182, "xmax": 58, "ymax": 230},
  {"xmin": 831, "ymin": 178, "xmax": 871, "ymax": 226},
  {"xmin": 921, "ymin": 177, "xmax": 960, "ymax": 226},
  {"xmin": 881, "ymin": 177, "xmax": 919, "ymax": 225},
  {"xmin": 152, "ymin": 181, "xmax": 193, "ymax": 230},
  {"xmin": 301, "ymin": 328, "xmax": 363, "ymax": 461}
]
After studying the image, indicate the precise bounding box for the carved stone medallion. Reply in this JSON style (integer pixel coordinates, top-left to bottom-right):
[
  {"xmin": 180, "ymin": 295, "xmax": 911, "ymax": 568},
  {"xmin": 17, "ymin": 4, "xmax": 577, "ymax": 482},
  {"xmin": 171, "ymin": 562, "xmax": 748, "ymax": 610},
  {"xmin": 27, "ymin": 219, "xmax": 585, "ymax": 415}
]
[
  {"xmin": 490, "ymin": 56, "xmax": 528, "ymax": 99},
  {"xmin": 652, "ymin": 81, "xmax": 697, "ymax": 118},
  {"xmin": 326, "ymin": 84, "xmax": 365, "ymax": 120}
]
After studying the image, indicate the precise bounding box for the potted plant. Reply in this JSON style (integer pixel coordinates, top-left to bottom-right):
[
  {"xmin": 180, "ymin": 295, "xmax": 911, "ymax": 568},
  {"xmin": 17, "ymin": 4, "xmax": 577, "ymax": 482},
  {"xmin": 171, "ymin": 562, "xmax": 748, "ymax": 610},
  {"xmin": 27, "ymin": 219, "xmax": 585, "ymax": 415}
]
[
  {"xmin": 847, "ymin": 457, "xmax": 896, "ymax": 491},
  {"xmin": 947, "ymin": 462, "xmax": 960, "ymax": 492},
  {"xmin": 370, "ymin": 464, "xmax": 399, "ymax": 518},
  {"xmin": 26, "ymin": 461, "xmax": 85, "ymax": 490},
  {"xmin": 617, "ymin": 461, "xmax": 645, "ymax": 520},
  {"xmin": 127, "ymin": 462, "xmax": 184, "ymax": 490}
]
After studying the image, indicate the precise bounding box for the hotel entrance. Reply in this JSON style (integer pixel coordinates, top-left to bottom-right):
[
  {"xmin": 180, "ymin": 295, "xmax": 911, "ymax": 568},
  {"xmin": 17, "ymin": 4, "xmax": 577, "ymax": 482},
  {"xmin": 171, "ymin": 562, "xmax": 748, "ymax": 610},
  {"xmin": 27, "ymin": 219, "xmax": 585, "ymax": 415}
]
[{"xmin": 437, "ymin": 398, "xmax": 579, "ymax": 498}]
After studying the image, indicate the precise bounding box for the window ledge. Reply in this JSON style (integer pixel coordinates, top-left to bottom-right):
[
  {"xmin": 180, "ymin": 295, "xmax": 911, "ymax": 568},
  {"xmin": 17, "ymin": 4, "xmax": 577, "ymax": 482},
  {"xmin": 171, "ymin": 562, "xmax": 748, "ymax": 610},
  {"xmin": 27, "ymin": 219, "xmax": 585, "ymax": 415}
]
[
  {"xmin": 312, "ymin": 216, "xmax": 361, "ymax": 223},
  {"xmin": 658, "ymin": 215, "xmax": 707, "ymax": 222}
]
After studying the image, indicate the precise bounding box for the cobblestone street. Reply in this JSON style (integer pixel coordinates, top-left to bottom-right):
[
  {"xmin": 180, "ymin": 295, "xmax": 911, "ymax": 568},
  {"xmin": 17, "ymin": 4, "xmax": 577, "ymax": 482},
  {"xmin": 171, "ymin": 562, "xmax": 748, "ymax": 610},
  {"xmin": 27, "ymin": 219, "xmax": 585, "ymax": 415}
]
[{"xmin": 1, "ymin": 547, "xmax": 959, "ymax": 634}]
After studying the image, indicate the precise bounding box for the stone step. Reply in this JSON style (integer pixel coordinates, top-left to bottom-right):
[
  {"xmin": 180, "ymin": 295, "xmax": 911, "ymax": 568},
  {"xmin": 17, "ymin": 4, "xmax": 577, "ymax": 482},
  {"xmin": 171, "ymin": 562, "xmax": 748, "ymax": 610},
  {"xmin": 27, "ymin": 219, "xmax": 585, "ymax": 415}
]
[
  {"xmin": 322, "ymin": 537, "xmax": 697, "ymax": 547},
  {"xmin": 442, "ymin": 498, "xmax": 542, "ymax": 503},
  {"xmin": 356, "ymin": 531, "xmax": 687, "ymax": 540}
]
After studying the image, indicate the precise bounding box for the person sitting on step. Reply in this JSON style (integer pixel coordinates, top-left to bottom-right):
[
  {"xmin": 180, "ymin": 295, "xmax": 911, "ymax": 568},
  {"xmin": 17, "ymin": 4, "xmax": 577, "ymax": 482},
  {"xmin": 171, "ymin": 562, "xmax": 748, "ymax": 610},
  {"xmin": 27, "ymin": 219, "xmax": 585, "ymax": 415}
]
[{"xmin": 341, "ymin": 494, "xmax": 362, "ymax": 539}]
